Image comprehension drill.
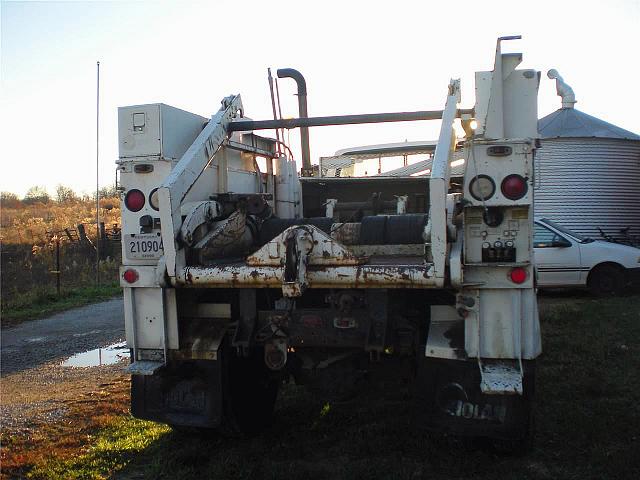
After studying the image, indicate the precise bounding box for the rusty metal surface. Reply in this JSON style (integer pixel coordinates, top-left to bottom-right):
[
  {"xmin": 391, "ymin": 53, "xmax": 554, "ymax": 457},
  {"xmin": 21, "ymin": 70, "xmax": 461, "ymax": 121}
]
[
  {"xmin": 247, "ymin": 224, "xmax": 366, "ymax": 267},
  {"xmin": 177, "ymin": 261, "xmax": 437, "ymax": 289}
]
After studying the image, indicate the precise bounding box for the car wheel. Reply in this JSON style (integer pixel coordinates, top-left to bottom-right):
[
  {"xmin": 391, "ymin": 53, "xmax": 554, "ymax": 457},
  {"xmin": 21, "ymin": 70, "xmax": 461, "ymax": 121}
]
[{"xmin": 588, "ymin": 264, "xmax": 624, "ymax": 296}]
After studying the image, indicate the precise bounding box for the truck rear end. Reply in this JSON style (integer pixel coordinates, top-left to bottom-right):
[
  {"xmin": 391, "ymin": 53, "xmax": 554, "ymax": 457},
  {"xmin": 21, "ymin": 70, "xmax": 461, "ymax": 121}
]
[{"xmin": 117, "ymin": 37, "xmax": 541, "ymax": 446}]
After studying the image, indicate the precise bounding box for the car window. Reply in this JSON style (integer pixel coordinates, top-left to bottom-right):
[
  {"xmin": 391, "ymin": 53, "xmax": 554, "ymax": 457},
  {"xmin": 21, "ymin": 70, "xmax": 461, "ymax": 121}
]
[
  {"xmin": 539, "ymin": 218, "xmax": 588, "ymax": 242},
  {"xmin": 534, "ymin": 223, "xmax": 569, "ymax": 248}
]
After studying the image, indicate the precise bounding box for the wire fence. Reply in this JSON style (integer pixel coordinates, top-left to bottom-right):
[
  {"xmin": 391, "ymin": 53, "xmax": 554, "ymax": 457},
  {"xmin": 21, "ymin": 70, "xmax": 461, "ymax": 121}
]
[{"xmin": 1, "ymin": 222, "xmax": 122, "ymax": 312}]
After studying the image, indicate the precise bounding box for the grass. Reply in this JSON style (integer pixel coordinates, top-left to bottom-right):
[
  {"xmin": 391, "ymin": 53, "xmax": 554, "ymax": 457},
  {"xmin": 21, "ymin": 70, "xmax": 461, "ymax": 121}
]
[
  {"xmin": 1, "ymin": 283, "xmax": 121, "ymax": 326},
  {"xmin": 25, "ymin": 418, "xmax": 169, "ymax": 480},
  {"xmin": 17, "ymin": 294, "xmax": 640, "ymax": 479}
]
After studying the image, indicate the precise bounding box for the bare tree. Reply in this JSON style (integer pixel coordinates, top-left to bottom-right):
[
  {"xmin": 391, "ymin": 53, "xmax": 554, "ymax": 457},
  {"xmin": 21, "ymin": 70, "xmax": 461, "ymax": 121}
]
[
  {"xmin": 1, "ymin": 191, "xmax": 21, "ymax": 208},
  {"xmin": 55, "ymin": 184, "xmax": 77, "ymax": 204},
  {"xmin": 22, "ymin": 186, "xmax": 50, "ymax": 205}
]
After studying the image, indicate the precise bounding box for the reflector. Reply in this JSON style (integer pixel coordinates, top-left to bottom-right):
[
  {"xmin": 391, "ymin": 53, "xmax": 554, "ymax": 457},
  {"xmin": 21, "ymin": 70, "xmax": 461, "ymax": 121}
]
[
  {"xmin": 123, "ymin": 269, "xmax": 139, "ymax": 283},
  {"xmin": 510, "ymin": 267, "xmax": 527, "ymax": 284}
]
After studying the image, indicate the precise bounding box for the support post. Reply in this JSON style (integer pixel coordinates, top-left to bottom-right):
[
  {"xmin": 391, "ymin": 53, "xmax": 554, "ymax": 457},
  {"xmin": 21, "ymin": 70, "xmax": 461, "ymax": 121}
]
[
  {"xmin": 55, "ymin": 237, "xmax": 61, "ymax": 296},
  {"xmin": 428, "ymin": 80, "xmax": 461, "ymax": 284}
]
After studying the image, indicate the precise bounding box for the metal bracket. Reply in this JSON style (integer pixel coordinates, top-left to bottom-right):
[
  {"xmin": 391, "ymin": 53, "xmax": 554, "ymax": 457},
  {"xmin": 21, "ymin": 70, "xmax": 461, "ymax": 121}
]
[
  {"xmin": 479, "ymin": 361, "xmax": 523, "ymax": 395},
  {"xmin": 365, "ymin": 290, "xmax": 388, "ymax": 353},
  {"xmin": 126, "ymin": 361, "xmax": 164, "ymax": 376},
  {"xmin": 247, "ymin": 224, "xmax": 366, "ymax": 297},
  {"xmin": 180, "ymin": 201, "xmax": 222, "ymax": 246},
  {"xmin": 282, "ymin": 226, "xmax": 314, "ymax": 297},
  {"xmin": 232, "ymin": 290, "xmax": 256, "ymax": 352}
]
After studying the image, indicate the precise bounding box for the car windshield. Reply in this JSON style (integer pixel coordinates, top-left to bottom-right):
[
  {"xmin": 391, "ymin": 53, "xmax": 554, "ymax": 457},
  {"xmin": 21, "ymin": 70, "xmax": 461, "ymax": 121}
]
[{"xmin": 539, "ymin": 218, "xmax": 591, "ymax": 243}]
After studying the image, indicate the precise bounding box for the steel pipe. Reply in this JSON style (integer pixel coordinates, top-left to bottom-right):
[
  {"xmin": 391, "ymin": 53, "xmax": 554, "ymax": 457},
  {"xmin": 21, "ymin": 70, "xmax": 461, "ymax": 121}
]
[
  {"xmin": 277, "ymin": 68, "xmax": 311, "ymax": 172},
  {"xmin": 177, "ymin": 264, "xmax": 440, "ymax": 289},
  {"xmin": 228, "ymin": 109, "xmax": 473, "ymax": 132}
]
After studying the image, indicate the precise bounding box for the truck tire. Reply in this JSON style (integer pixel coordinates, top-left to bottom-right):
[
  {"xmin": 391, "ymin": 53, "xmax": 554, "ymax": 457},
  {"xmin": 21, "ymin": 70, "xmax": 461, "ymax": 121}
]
[
  {"xmin": 167, "ymin": 346, "xmax": 279, "ymax": 437},
  {"xmin": 222, "ymin": 346, "xmax": 279, "ymax": 435},
  {"xmin": 588, "ymin": 264, "xmax": 624, "ymax": 296}
]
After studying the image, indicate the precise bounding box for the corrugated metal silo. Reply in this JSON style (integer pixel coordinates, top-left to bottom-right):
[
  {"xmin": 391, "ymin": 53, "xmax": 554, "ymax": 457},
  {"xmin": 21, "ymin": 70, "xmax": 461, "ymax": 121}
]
[{"xmin": 535, "ymin": 87, "xmax": 640, "ymax": 240}]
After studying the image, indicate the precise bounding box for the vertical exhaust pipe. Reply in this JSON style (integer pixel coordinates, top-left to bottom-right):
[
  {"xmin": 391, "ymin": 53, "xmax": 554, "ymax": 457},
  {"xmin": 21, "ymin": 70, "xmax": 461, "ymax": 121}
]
[{"xmin": 277, "ymin": 68, "xmax": 311, "ymax": 175}]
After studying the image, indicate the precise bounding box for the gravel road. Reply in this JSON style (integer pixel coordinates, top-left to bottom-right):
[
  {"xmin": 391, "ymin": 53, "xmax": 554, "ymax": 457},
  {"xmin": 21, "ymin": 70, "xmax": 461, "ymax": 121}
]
[{"xmin": 1, "ymin": 298, "xmax": 125, "ymax": 376}]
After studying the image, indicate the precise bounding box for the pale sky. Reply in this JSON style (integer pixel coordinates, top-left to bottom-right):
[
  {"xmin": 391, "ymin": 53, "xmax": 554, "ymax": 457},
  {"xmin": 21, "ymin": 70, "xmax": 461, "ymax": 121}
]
[{"xmin": 1, "ymin": 0, "xmax": 638, "ymax": 198}]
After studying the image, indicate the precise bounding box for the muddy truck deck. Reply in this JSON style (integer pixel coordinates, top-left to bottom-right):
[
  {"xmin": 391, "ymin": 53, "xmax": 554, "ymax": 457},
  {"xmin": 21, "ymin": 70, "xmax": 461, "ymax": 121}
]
[{"xmin": 117, "ymin": 37, "xmax": 541, "ymax": 447}]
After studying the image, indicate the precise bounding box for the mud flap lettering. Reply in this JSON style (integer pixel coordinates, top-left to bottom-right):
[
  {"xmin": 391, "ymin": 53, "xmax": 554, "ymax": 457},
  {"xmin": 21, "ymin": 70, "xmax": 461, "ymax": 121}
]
[
  {"xmin": 131, "ymin": 360, "xmax": 223, "ymax": 428},
  {"xmin": 414, "ymin": 357, "xmax": 535, "ymax": 440},
  {"xmin": 452, "ymin": 401, "xmax": 507, "ymax": 423},
  {"xmin": 165, "ymin": 383, "xmax": 207, "ymax": 412}
]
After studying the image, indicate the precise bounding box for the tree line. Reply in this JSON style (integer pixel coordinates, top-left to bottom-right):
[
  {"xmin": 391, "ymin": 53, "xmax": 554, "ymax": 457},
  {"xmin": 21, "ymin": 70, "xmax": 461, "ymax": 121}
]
[{"xmin": 1, "ymin": 185, "xmax": 119, "ymax": 207}]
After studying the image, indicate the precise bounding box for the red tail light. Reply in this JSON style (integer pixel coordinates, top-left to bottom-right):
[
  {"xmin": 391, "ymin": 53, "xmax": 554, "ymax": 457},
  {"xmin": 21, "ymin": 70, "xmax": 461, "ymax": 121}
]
[
  {"xmin": 123, "ymin": 268, "xmax": 139, "ymax": 284},
  {"xmin": 510, "ymin": 267, "xmax": 527, "ymax": 284},
  {"xmin": 125, "ymin": 189, "xmax": 145, "ymax": 212},
  {"xmin": 501, "ymin": 174, "xmax": 528, "ymax": 200}
]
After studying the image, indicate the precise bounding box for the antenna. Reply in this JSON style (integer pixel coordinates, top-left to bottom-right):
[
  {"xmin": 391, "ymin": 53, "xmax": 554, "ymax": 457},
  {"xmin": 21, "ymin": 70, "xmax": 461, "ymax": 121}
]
[{"xmin": 96, "ymin": 60, "xmax": 100, "ymax": 285}]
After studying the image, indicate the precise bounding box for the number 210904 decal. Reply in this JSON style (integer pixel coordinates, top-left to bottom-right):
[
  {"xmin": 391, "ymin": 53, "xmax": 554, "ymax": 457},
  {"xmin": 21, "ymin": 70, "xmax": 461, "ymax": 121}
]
[{"xmin": 125, "ymin": 233, "xmax": 163, "ymax": 259}]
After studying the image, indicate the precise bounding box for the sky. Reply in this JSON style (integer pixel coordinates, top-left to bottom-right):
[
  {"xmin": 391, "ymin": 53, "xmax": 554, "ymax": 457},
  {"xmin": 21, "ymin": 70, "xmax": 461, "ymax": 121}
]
[{"xmin": 1, "ymin": 0, "xmax": 638, "ymax": 198}]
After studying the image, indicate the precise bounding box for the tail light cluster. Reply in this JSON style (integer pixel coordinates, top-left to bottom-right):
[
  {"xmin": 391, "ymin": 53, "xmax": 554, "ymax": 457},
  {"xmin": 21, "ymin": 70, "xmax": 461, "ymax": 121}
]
[
  {"xmin": 124, "ymin": 188, "xmax": 161, "ymax": 212},
  {"xmin": 469, "ymin": 174, "xmax": 528, "ymax": 201}
]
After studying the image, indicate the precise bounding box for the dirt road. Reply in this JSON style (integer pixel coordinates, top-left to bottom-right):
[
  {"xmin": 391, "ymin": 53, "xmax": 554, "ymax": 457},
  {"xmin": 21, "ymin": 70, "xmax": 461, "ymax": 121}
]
[
  {"xmin": 1, "ymin": 298, "xmax": 130, "ymax": 478},
  {"xmin": 1, "ymin": 297, "xmax": 125, "ymax": 376}
]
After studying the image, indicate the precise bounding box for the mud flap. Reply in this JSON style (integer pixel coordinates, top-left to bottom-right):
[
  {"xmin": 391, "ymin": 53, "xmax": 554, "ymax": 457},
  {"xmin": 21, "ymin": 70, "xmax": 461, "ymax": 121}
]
[
  {"xmin": 131, "ymin": 359, "xmax": 223, "ymax": 428},
  {"xmin": 414, "ymin": 357, "xmax": 535, "ymax": 441}
]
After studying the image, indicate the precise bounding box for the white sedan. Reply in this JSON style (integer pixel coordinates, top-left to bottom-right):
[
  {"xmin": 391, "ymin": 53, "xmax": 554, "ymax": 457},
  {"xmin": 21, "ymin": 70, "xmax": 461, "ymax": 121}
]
[{"xmin": 533, "ymin": 218, "xmax": 640, "ymax": 295}]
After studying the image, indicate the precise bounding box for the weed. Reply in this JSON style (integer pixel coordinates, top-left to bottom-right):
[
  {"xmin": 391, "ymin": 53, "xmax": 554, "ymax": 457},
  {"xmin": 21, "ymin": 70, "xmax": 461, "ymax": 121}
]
[
  {"xmin": 1, "ymin": 198, "xmax": 122, "ymax": 323},
  {"xmin": 25, "ymin": 417, "xmax": 169, "ymax": 480}
]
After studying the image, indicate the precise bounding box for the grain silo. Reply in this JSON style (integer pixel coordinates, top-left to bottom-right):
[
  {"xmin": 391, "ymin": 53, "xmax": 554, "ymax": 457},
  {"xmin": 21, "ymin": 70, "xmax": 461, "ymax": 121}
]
[{"xmin": 535, "ymin": 70, "xmax": 640, "ymax": 240}]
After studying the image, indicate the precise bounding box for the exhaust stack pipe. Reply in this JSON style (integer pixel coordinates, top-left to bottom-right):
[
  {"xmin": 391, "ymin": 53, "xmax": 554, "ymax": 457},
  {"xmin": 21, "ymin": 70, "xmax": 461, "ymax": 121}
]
[{"xmin": 277, "ymin": 68, "xmax": 311, "ymax": 175}]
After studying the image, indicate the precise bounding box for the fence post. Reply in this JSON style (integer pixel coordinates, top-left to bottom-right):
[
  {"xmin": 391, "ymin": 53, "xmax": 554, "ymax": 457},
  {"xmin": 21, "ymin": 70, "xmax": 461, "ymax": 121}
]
[
  {"xmin": 51, "ymin": 236, "xmax": 61, "ymax": 296},
  {"xmin": 77, "ymin": 223, "xmax": 89, "ymax": 245}
]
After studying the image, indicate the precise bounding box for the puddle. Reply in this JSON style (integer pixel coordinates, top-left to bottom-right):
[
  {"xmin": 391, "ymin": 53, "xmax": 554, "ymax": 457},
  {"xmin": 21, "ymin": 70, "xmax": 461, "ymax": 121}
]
[
  {"xmin": 62, "ymin": 341, "xmax": 129, "ymax": 367},
  {"xmin": 24, "ymin": 337, "xmax": 47, "ymax": 343},
  {"xmin": 73, "ymin": 329, "xmax": 102, "ymax": 337}
]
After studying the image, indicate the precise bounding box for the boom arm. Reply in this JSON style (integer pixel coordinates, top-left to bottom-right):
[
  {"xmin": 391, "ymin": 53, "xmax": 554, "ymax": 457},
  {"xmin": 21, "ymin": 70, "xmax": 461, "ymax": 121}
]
[
  {"xmin": 427, "ymin": 80, "xmax": 460, "ymax": 283},
  {"xmin": 158, "ymin": 95, "xmax": 244, "ymax": 279}
]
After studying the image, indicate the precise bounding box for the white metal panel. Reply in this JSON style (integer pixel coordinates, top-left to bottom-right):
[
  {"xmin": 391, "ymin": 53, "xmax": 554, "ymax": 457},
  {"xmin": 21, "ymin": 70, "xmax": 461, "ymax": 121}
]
[
  {"xmin": 119, "ymin": 160, "xmax": 173, "ymax": 265},
  {"xmin": 124, "ymin": 287, "xmax": 178, "ymax": 350},
  {"xmin": 464, "ymin": 288, "xmax": 540, "ymax": 360},
  {"xmin": 118, "ymin": 104, "xmax": 206, "ymax": 159},
  {"xmin": 159, "ymin": 104, "xmax": 207, "ymax": 160},
  {"xmin": 118, "ymin": 104, "xmax": 161, "ymax": 158},
  {"xmin": 463, "ymin": 141, "xmax": 534, "ymax": 208},
  {"xmin": 503, "ymin": 69, "xmax": 539, "ymax": 139}
]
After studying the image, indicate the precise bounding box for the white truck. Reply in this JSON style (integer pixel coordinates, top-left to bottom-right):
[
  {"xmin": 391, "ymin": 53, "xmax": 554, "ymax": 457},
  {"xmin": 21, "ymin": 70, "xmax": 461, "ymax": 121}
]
[{"xmin": 117, "ymin": 37, "xmax": 541, "ymax": 448}]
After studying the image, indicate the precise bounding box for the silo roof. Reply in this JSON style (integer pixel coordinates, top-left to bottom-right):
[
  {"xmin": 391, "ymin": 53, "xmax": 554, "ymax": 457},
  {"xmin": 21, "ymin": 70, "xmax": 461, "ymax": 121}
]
[{"xmin": 538, "ymin": 108, "xmax": 640, "ymax": 140}]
